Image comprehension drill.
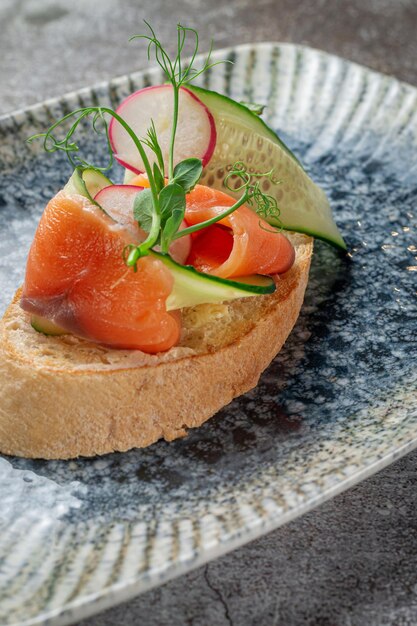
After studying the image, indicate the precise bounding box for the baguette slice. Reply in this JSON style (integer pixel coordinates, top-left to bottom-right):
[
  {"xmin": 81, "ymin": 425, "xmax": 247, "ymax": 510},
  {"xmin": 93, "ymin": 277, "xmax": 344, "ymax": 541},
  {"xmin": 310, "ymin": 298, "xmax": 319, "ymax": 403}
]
[{"xmin": 0, "ymin": 233, "xmax": 312, "ymax": 459}]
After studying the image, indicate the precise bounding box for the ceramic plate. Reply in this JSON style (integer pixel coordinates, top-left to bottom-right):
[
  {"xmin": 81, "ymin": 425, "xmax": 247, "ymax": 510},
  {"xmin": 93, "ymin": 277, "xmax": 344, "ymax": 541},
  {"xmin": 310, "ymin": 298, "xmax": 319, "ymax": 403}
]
[{"xmin": 0, "ymin": 43, "xmax": 416, "ymax": 626}]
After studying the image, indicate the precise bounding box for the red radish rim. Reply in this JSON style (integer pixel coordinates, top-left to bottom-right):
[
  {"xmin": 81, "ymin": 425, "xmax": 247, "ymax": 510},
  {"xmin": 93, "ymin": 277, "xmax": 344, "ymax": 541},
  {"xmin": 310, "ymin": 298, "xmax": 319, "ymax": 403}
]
[
  {"xmin": 108, "ymin": 84, "xmax": 217, "ymax": 175},
  {"xmin": 94, "ymin": 184, "xmax": 144, "ymax": 202},
  {"xmin": 183, "ymin": 86, "xmax": 217, "ymax": 166}
]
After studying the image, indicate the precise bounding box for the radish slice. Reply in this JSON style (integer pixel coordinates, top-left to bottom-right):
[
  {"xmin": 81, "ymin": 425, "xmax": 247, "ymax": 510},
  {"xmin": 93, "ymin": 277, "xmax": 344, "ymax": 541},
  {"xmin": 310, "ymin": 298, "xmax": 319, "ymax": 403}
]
[
  {"xmin": 109, "ymin": 85, "xmax": 216, "ymax": 174},
  {"xmin": 94, "ymin": 185, "xmax": 191, "ymax": 264},
  {"xmin": 95, "ymin": 185, "xmax": 144, "ymax": 231}
]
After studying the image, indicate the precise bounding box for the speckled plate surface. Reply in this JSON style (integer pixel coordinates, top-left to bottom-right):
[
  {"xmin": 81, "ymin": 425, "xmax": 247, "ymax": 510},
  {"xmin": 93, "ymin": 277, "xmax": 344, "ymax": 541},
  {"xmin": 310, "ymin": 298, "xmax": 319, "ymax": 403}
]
[{"xmin": 0, "ymin": 42, "xmax": 416, "ymax": 626}]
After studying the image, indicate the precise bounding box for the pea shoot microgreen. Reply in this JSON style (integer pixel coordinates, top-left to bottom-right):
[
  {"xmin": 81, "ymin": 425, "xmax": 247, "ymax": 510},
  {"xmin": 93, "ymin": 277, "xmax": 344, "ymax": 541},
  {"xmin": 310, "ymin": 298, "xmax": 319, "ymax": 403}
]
[{"xmin": 27, "ymin": 22, "xmax": 281, "ymax": 271}]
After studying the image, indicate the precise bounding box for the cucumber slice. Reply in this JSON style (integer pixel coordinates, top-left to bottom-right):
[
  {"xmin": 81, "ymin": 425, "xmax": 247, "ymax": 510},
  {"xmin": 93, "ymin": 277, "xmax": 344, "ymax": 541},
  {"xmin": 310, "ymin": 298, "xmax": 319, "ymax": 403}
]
[
  {"xmin": 151, "ymin": 252, "xmax": 275, "ymax": 311},
  {"xmin": 83, "ymin": 169, "xmax": 113, "ymax": 199},
  {"xmin": 31, "ymin": 315, "xmax": 66, "ymax": 336},
  {"xmin": 64, "ymin": 168, "xmax": 113, "ymax": 204},
  {"xmin": 186, "ymin": 85, "xmax": 346, "ymax": 250}
]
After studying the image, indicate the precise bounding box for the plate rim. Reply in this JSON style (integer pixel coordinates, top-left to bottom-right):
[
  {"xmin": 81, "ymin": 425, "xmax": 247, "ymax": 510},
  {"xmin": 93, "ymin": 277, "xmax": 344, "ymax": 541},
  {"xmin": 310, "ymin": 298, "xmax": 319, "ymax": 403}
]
[{"xmin": 1, "ymin": 40, "xmax": 417, "ymax": 125}]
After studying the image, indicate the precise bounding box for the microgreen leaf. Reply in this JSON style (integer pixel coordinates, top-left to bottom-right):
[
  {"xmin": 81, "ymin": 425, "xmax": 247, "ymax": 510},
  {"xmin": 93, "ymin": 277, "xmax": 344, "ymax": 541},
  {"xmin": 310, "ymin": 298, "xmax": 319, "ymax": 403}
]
[
  {"xmin": 133, "ymin": 188, "xmax": 154, "ymax": 233},
  {"xmin": 239, "ymin": 101, "xmax": 266, "ymax": 116},
  {"xmin": 172, "ymin": 158, "xmax": 203, "ymax": 193},
  {"xmin": 158, "ymin": 183, "xmax": 186, "ymax": 252},
  {"xmin": 159, "ymin": 183, "xmax": 186, "ymax": 223},
  {"xmin": 161, "ymin": 208, "xmax": 185, "ymax": 253}
]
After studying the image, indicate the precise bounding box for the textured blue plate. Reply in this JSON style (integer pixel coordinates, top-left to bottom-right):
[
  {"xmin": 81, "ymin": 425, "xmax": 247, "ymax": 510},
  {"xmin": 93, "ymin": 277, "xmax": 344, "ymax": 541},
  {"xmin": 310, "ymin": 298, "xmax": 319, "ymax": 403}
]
[{"xmin": 0, "ymin": 43, "xmax": 416, "ymax": 626}]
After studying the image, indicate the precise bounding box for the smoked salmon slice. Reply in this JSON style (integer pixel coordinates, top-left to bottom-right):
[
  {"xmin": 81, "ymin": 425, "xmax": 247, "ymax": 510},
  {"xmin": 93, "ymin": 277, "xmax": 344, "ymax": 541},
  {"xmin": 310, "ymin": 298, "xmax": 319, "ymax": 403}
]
[
  {"xmin": 21, "ymin": 192, "xmax": 180, "ymax": 353},
  {"xmin": 185, "ymin": 185, "xmax": 295, "ymax": 278}
]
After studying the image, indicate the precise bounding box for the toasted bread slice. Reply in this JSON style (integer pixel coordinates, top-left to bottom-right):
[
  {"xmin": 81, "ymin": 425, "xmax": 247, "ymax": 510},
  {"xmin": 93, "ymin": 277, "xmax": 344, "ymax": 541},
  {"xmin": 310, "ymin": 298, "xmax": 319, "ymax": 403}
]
[{"xmin": 0, "ymin": 233, "xmax": 312, "ymax": 459}]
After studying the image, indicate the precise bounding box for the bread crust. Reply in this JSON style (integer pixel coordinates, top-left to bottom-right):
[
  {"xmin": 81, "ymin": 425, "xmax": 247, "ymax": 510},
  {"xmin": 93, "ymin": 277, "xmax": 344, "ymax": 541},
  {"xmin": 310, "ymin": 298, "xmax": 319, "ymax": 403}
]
[{"xmin": 0, "ymin": 237, "xmax": 312, "ymax": 459}]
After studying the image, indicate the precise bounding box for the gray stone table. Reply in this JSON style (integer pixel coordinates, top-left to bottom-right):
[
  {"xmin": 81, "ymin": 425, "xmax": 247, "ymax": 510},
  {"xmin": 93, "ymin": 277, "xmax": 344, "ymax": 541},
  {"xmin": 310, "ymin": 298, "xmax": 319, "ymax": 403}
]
[{"xmin": 1, "ymin": 0, "xmax": 416, "ymax": 624}]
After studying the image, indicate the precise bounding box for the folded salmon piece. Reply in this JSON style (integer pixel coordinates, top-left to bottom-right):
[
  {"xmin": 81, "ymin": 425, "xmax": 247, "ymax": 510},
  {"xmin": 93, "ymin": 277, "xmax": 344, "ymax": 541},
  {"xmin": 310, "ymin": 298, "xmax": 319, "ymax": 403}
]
[
  {"xmin": 20, "ymin": 192, "xmax": 180, "ymax": 352},
  {"xmin": 185, "ymin": 185, "xmax": 295, "ymax": 278}
]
